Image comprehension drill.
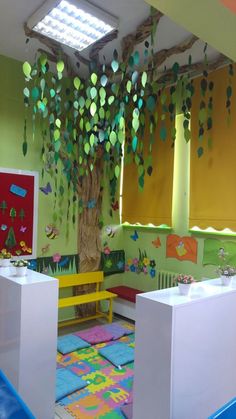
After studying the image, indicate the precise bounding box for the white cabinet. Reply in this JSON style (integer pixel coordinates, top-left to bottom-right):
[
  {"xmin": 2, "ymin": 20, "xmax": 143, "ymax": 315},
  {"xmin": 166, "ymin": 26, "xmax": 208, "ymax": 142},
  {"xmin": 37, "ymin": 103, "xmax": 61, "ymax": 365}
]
[
  {"xmin": 133, "ymin": 279, "xmax": 236, "ymax": 419},
  {"xmin": 0, "ymin": 267, "xmax": 58, "ymax": 419}
]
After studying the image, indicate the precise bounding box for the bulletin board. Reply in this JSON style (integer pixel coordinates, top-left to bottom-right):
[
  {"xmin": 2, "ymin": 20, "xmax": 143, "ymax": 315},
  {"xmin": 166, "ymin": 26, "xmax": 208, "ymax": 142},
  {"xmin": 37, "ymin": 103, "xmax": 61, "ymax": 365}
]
[{"xmin": 0, "ymin": 168, "xmax": 38, "ymax": 259}]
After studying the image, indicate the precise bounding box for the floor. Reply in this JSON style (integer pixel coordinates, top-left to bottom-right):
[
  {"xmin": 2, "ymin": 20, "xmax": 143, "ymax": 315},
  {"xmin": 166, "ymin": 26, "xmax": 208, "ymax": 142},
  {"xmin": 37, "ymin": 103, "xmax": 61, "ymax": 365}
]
[{"xmin": 54, "ymin": 315, "xmax": 134, "ymax": 418}]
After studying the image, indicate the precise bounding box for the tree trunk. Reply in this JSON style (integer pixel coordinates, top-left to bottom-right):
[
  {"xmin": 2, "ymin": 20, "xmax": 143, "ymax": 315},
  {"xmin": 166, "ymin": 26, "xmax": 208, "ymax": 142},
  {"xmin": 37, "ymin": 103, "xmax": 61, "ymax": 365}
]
[{"xmin": 74, "ymin": 158, "xmax": 103, "ymax": 318}]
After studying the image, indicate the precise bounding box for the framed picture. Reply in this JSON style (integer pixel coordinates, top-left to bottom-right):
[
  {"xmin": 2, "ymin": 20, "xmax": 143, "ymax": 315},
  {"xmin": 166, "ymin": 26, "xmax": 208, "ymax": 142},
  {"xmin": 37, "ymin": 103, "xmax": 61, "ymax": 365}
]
[{"xmin": 0, "ymin": 167, "xmax": 38, "ymax": 259}]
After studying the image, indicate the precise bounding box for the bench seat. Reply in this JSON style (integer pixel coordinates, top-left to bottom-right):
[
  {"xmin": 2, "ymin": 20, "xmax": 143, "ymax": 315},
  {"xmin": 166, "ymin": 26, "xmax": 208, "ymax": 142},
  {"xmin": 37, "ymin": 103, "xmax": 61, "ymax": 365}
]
[
  {"xmin": 107, "ymin": 286, "xmax": 142, "ymax": 321},
  {"xmin": 59, "ymin": 290, "xmax": 117, "ymax": 308},
  {"xmin": 57, "ymin": 271, "xmax": 117, "ymax": 327}
]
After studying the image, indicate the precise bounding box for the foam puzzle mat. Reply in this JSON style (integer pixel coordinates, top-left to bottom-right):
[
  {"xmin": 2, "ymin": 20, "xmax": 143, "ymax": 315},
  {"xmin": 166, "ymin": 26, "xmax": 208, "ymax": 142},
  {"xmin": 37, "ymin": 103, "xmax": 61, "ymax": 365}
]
[{"xmin": 56, "ymin": 321, "xmax": 135, "ymax": 418}]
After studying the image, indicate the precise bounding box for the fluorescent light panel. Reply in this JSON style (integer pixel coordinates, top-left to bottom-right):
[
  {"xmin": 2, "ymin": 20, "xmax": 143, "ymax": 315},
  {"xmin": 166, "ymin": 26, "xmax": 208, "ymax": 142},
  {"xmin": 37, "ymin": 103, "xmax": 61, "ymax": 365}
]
[{"xmin": 27, "ymin": 0, "xmax": 118, "ymax": 51}]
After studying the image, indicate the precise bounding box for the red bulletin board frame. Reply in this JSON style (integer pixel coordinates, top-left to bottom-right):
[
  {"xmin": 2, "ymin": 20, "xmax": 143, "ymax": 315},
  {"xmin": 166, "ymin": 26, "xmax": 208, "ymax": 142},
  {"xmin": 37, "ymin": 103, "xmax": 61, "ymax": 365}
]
[{"xmin": 0, "ymin": 168, "xmax": 38, "ymax": 259}]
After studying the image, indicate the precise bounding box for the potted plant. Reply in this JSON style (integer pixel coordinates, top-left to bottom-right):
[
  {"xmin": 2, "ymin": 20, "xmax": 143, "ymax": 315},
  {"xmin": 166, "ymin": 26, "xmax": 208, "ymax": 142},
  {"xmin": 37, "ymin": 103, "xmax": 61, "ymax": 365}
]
[
  {"xmin": 0, "ymin": 249, "xmax": 12, "ymax": 267},
  {"xmin": 217, "ymin": 265, "xmax": 235, "ymax": 286},
  {"xmin": 175, "ymin": 274, "xmax": 195, "ymax": 296},
  {"xmin": 12, "ymin": 259, "xmax": 29, "ymax": 277},
  {"xmin": 217, "ymin": 248, "xmax": 236, "ymax": 286}
]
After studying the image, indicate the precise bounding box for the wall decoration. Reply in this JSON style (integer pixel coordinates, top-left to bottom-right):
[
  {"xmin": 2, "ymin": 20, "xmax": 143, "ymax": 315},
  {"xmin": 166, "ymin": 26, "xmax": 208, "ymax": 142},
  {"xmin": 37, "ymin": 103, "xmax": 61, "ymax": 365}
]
[
  {"xmin": 130, "ymin": 230, "xmax": 139, "ymax": 241},
  {"xmin": 166, "ymin": 234, "xmax": 198, "ymax": 263},
  {"xmin": 39, "ymin": 182, "xmax": 52, "ymax": 195},
  {"xmin": 125, "ymin": 249, "xmax": 156, "ymax": 278},
  {"xmin": 105, "ymin": 226, "xmax": 116, "ymax": 238},
  {"xmin": 101, "ymin": 250, "xmax": 125, "ymax": 276},
  {"xmin": 45, "ymin": 224, "xmax": 59, "ymax": 239},
  {"xmin": 0, "ymin": 168, "xmax": 38, "ymax": 258},
  {"xmin": 221, "ymin": 0, "xmax": 236, "ymax": 14},
  {"xmin": 203, "ymin": 238, "xmax": 236, "ymax": 266},
  {"xmin": 152, "ymin": 236, "xmax": 161, "ymax": 248},
  {"xmin": 41, "ymin": 243, "xmax": 50, "ymax": 254},
  {"xmin": 37, "ymin": 254, "xmax": 78, "ymax": 276}
]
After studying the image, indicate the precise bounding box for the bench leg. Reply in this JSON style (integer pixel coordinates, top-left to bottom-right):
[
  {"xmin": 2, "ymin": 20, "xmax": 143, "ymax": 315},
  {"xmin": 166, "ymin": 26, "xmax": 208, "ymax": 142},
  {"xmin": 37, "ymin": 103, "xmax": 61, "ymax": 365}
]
[{"xmin": 108, "ymin": 299, "xmax": 113, "ymax": 323}]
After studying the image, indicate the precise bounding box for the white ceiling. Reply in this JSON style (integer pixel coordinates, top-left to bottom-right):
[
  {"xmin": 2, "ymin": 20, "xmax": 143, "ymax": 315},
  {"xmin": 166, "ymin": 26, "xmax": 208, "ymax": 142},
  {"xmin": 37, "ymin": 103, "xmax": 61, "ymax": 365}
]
[{"xmin": 0, "ymin": 0, "xmax": 220, "ymax": 74}]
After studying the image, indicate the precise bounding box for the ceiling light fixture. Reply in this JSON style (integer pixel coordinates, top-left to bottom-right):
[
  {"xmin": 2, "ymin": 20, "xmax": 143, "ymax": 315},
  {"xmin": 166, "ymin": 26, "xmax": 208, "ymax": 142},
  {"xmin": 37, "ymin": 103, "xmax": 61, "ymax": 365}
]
[{"xmin": 27, "ymin": 0, "xmax": 118, "ymax": 51}]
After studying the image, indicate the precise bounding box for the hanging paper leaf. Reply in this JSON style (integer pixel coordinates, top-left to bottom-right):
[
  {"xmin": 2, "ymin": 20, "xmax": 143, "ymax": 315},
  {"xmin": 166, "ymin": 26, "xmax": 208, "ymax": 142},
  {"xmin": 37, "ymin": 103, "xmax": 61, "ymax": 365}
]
[
  {"xmin": 126, "ymin": 80, "xmax": 132, "ymax": 94},
  {"xmin": 131, "ymin": 70, "xmax": 139, "ymax": 84},
  {"xmin": 23, "ymin": 61, "xmax": 31, "ymax": 78},
  {"xmin": 115, "ymin": 165, "xmax": 120, "ymax": 178},
  {"xmin": 31, "ymin": 86, "xmax": 39, "ymax": 100},
  {"xmin": 84, "ymin": 142, "xmax": 90, "ymax": 155},
  {"xmin": 108, "ymin": 96, "xmax": 115, "ymax": 105},
  {"xmin": 90, "ymin": 102, "xmax": 97, "ymax": 116},
  {"xmin": 23, "ymin": 87, "xmax": 30, "ymax": 97},
  {"xmin": 141, "ymin": 72, "xmax": 147, "ymax": 88},
  {"xmin": 109, "ymin": 131, "xmax": 117, "ymax": 146},
  {"xmin": 54, "ymin": 140, "xmax": 61, "ymax": 152},
  {"xmin": 90, "ymin": 87, "xmax": 97, "ymax": 99},
  {"xmin": 111, "ymin": 60, "xmax": 119, "ymax": 73},
  {"xmin": 197, "ymin": 147, "xmax": 204, "ymax": 158},
  {"xmin": 73, "ymin": 76, "xmax": 81, "ymax": 90},
  {"xmin": 91, "ymin": 73, "xmax": 97, "ymax": 85},
  {"xmin": 54, "ymin": 129, "xmax": 60, "ymax": 141},
  {"xmin": 132, "ymin": 136, "xmax": 138, "ymax": 152},
  {"xmin": 55, "ymin": 118, "xmax": 61, "ymax": 128},
  {"xmin": 100, "ymin": 74, "xmax": 108, "ymax": 87},
  {"xmin": 133, "ymin": 51, "xmax": 140, "ymax": 65},
  {"xmin": 160, "ymin": 125, "xmax": 167, "ymax": 141},
  {"xmin": 22, "ymin": 141, "xmax": 28, "ymax": 156},
  {"xmin": 147, "ymin": 96, "xmax": 156, "ymax": 112},
  {"xmin": 57, "ymin": 61, "xmax": 64, "ymax": 73}
]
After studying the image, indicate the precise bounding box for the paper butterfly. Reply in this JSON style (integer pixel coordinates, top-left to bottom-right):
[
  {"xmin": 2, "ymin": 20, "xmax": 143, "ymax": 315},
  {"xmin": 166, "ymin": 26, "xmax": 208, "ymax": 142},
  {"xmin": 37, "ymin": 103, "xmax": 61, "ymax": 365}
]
[
  {"xmin": 111, "ymin": 200, "xmax": 119, "ymax": 211},
  {"xmin": 152, "ymin": 237, "xmax": 161, "ymax": 248},
  {"xmin": 39, "ymin": 182, "xmax": 52, "ymax": 195},
  {"xmin": 130, "ymin": 230, "xmax": 139, "ymax": 241},
  {"xmin": 20, "ymin": 226, "xmax": 27, "ymax": 233}
]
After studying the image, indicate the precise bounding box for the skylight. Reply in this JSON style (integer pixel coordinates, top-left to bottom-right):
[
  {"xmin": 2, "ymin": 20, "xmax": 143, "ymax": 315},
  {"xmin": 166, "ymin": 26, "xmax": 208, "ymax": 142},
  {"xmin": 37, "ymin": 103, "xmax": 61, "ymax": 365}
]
[{"xmin": 27, "ymin": 0, "xmax": 118, "ymax": 51}]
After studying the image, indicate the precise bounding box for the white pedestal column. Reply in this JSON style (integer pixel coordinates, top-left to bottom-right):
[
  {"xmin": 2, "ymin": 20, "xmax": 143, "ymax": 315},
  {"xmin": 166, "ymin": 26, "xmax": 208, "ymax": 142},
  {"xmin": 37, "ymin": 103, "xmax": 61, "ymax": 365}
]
[
  {"xmin": 0, "ymin": 267, "xmax": 58, "ymax": 419},
  {"xmin": 133, "ymin": 279, "xmax": 236, "ymax": 419}
]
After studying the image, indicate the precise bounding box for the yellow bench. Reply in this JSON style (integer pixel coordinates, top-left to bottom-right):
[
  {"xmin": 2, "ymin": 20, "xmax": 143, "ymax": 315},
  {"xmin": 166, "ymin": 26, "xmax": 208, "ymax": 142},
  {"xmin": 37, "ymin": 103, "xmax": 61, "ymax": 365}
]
[{"xmin": 57, "ymin": 271, "xmax": 117, "ymax": 328}]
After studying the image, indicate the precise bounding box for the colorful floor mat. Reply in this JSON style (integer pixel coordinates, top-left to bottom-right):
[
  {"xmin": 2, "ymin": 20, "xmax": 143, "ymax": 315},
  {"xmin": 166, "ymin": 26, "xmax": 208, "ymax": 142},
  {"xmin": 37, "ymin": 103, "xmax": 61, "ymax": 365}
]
[{"xmin": 56, "ymin": 322, "xmax": 135, "ymax": 418}]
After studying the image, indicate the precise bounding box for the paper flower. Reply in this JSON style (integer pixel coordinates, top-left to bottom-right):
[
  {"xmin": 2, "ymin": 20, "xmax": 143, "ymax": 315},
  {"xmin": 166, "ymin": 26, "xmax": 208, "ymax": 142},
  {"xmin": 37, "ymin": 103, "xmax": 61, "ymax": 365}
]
[{"xmin": 53, "ymin": 253, "xmax": 61, "ymax": 263}]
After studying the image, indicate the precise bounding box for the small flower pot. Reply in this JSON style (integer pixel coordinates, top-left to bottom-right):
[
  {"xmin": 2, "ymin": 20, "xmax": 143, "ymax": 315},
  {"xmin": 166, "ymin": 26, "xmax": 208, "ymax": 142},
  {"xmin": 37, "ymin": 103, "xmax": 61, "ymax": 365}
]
[
  {"xmin": 221, "ymin": 275, "xmax": 233, "ymax": 286},
  {"xmin": 15, "ymin": 266, "xmax": 27, "ymax": 277},
  {"xmin": 178, "ymin": 282, "xmax": 192, "ymax": 296},
  {"xmin": 0, "ymin": 258, "xmax": 11, "ymax": 267}
]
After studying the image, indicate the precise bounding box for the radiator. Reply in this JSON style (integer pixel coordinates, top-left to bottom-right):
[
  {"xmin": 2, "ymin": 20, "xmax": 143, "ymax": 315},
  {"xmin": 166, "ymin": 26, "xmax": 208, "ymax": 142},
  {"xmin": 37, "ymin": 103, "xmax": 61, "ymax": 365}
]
[{"xmin": 156, "ymin": 270, "xmax": 179, "ymax": 290}]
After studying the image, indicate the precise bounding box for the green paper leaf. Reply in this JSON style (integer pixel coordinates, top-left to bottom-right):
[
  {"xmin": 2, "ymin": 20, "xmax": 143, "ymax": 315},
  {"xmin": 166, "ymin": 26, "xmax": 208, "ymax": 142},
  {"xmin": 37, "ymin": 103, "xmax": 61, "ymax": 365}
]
[
  {"xmin": 54, "ymin": 129, "xmax": 60, "ymax": 141},
  {"xmin": 109, "ymin": 131, "xmax": 117, "ymax": 145},
  {"xmin": 74, "ymin": 76, "xmax": 81, "ymax": 90},
  {"xmin": 90, "ymin": 102, "xmax": 97, "ymax": 116},
  {"xmin": 141, "ymin": 71, "xmax": 147, "ymax": 88},
  {"xmin": 91, "ymin": 73, "xmax": 98, "ymax": 85},
  {"xmin": 197, "ymin": 146, "xmax": 204, "ymax": 158},
  {"xmin": 108, "ymin": 96, "xmax": 114, "ymax": 105},
  {"xmin": 84, "ymin": 142, "xmax": 90, "ymax": 154},
  {"xmin": 22, "ymin": 141, "xmax": 27, "ymax": 156},
  {"xmin": 54, "ymin": 140, "xmax": 61, "ymax": 152},
  {"xmin": 111, "ymin": 60, "xmax": 119, "ymax": 73},
  {"xmin": 23, "ymin": 61, "xmax": 31, "ymax": 78},
  {"xmin": 23, "ymin": 87, "xmax": 30, "ymax": 97},
  {"xmin": 55, "ymin": 118, "xmax": 61, "ymax": 128},
  {"xmin": 57, "ymin": 61, "xmax": 64, "ymax": 73},
  {"xmin": 100, "ymin": 74, "xmax": 108, "ymax": 87},
  {"xmin": 126, "ymin": 80, "xmax": 132, "ymax": 94},
  {"xmin": 90, "ymin": 87, "xmax": 97, "ymax": 99},
  {"xmin": 132, "ymin": 136, "xmax": 138, "ymax": 152},
  {"xmin": 115, "ymin": 165, "xmax": 120, "ymax": 178}
]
